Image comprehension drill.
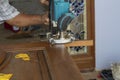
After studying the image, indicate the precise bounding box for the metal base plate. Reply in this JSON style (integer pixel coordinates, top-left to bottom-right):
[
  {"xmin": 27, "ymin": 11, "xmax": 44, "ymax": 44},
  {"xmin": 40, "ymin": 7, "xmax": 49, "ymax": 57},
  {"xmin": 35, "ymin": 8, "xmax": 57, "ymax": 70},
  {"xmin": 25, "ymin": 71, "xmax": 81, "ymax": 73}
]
[{"xmin": 49, "ymin": 37, "xmax": 75, "ymax": 44}]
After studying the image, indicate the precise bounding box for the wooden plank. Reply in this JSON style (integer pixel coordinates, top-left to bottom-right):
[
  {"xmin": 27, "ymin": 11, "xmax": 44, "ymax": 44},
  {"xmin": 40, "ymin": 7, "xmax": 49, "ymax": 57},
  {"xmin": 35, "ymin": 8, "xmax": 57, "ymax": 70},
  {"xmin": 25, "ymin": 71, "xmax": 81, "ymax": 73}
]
[
  {"xmin": 45, "ymin": 45, "xmax": 84, "ymax": 80},
  {"xmin": 64, "ymin": 40, "xmax": 93, "ymax": 47},
  {"xmin": 6, "ymin": 47, "xmax": 45, "ymax": 53},
  {"xmin": 0, "ymin": 40, "xmax": 93, "ymax": 51},
  {"xmin": 0, "ymin": 42, "xmax": 50, "ymax": 51},
  {"xmin": 0, "ymin": 42, "xmax": 50, "ymax": 52},
  {"xmin": 37, "ymin": 51, "xmax": 51, "ymax": 80}
]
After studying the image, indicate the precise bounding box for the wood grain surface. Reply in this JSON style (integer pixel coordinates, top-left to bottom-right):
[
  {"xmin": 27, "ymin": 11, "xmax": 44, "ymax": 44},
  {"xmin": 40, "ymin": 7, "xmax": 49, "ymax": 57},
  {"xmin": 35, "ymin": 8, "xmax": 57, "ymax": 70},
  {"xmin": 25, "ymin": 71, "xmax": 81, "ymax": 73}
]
[
  {"xmin": 0, "ymin": 42, "xmax": 84, "ymax": 80},
  {"xmin": 64, "ymin": 40, "xmax": 93, "ymax": 47},
  {"xmin": 0, "ymin": 51, "xmax": 50, "ymax": 80},
  {"xmin": 45, "ymin": 45, "xmax": 84, "ymax": 80},
  {"xmin": 0, "ymin": 51, "xmax": 7, "ymax": 65}
]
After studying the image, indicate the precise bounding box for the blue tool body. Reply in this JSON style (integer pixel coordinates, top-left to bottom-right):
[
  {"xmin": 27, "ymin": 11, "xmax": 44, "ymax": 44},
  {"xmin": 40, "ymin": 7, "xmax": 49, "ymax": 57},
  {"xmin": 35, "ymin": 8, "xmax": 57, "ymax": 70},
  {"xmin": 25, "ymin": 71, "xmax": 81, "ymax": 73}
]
[
  {"xmin": 53, "ymin": 0, "xmax": 70, "ymax": 21},
  {"xmin": 50, "ymin": 0, "xmax": 85, "ymax": 31}
]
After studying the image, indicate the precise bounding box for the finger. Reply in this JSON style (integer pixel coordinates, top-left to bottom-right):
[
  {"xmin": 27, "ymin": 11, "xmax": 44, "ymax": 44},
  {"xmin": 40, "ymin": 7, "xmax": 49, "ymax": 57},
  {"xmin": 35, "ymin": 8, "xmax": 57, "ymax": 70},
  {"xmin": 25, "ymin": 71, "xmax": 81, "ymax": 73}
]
[
  {"xmin": 46, "ymin": 18, "xmax": 49, "ymax": 22},
  {"xmin": 40, "ymin": 0, "xmax": 49, "ymax": 5},
  {"xmin": 44, "ymin": 20, "xmax": 49, "ymax": 25}
]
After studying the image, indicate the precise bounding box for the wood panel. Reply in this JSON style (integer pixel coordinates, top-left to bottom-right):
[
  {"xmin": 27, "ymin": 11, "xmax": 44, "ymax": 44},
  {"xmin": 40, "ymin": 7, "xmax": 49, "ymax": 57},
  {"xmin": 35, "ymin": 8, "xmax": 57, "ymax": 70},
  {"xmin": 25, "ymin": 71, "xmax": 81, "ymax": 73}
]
[
  {"xmin": 0, "ymin": 52, "xmax": 50, "ymax": 80},
  {"xmin": 75, "ymin": 58, "xmax": 95, "ymax": 70},
  {"xmin": 0, "ymin": 44, "xmax": 84, "ymax": 80}
]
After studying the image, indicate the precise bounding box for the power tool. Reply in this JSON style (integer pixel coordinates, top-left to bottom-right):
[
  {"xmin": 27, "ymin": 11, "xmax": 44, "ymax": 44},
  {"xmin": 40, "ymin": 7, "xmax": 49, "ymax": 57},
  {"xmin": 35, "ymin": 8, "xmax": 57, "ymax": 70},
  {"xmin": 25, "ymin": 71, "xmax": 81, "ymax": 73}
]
[{"xmin": 48, "ymin": 0, "xmax": 84, "ymax": 44}]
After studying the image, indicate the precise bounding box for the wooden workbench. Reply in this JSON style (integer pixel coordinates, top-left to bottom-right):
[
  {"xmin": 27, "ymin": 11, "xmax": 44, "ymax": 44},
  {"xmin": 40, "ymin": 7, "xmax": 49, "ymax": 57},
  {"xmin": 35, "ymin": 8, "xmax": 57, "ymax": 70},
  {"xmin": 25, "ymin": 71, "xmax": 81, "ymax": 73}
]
[{"xmin": 0, "ymin": 42, "xmax": 84, "ymax": 80}]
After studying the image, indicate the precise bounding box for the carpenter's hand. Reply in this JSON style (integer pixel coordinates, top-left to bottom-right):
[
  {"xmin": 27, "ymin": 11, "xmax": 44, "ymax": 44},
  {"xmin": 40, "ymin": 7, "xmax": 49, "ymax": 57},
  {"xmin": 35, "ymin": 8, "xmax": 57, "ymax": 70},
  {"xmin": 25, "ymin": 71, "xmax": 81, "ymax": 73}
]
[
  {"xmin": 40, "ymin": 0, "xmax": 49, "ymax": 5},
  {"xmin": 41, "ymin": 13, "xmax": 49, "ymax": 25}
]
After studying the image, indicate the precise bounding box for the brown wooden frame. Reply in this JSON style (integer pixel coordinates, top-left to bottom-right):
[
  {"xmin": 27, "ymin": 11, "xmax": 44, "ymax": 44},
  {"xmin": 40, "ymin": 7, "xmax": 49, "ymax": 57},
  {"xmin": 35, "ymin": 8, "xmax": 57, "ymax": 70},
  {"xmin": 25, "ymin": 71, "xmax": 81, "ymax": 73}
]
[
  {"xmin": 70, "ymin": 0, "xmax": 95, "ymax": 70},
  {"xmin": 0, "ymin": 42, "xmax": 84, "ymax": 80}
]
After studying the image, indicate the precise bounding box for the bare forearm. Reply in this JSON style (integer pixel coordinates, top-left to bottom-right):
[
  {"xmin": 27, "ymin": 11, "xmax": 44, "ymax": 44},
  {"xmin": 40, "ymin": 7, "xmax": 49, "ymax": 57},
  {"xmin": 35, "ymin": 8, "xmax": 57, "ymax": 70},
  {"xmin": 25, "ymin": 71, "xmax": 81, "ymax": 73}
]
[{"xmin": 6, "ymin": 13, "xmax": 43, "ymax": 27}]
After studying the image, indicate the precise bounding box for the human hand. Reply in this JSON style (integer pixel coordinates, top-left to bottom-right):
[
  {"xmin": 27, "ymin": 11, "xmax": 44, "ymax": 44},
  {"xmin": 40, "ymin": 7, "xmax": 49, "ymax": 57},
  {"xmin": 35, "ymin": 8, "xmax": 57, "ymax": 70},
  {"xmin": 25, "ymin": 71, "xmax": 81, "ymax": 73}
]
[
  {"xmin": 41, "ymin": 13, "xmax": 49, "ymax": 25},
  {"xmin": 40, "ymin": 0, "xmax": 49, "ymax": 5}
]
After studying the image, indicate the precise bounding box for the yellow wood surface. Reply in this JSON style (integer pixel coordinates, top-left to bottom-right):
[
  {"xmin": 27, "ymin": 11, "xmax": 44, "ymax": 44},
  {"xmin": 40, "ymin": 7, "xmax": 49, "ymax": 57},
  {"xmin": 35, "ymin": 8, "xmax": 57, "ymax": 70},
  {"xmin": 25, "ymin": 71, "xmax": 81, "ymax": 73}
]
[{"xmin": 64, "ymin": 40, "xmax": 93, "ymax": 47}]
